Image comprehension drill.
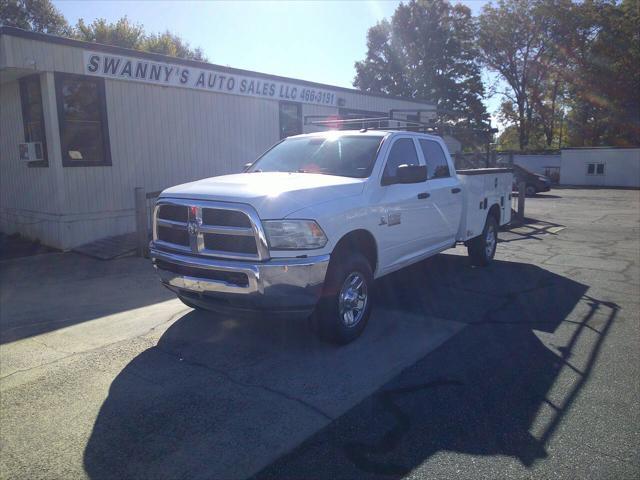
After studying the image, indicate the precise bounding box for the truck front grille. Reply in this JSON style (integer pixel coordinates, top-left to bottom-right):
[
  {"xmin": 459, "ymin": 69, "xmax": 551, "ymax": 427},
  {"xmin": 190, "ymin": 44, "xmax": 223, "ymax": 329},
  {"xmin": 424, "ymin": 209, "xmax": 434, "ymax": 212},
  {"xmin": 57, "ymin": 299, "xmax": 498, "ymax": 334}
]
[
  {"xmin": 157, "ymin": 225, "xmax": 190, "ymax": 246},
  {"xmin": 158, "ymin": 204, "xmax": 188, "ymax": 223},
  {"xmin": 203, "ymin": 233, "xmax": 258, "ymax": 254},
  {"xmin": 202, "ymin": 208, "xmax": 251, "ymax": 228},
  {"xmin": 153, "ymin": 199, "xmax": 268, "ymax": 261}
]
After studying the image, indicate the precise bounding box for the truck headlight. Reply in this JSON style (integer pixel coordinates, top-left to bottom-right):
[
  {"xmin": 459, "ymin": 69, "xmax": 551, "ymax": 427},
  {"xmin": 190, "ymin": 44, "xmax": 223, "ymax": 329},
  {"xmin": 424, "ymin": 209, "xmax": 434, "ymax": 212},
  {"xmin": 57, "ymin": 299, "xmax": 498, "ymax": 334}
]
[{"xmin": 263, "ymin": 220, "xmax": 328, "ymax": 250}]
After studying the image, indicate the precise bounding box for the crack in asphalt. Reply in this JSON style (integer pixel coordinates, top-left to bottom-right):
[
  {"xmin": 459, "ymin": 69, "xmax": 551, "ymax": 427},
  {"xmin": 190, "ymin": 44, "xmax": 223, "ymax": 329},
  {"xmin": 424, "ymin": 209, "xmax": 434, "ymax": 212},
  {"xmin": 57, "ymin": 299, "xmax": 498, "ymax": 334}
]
[
  {"xmin": 28, "ymin": 337, "xmax": 75, "ymax": 356},
  {"xmin": 578, "ymin": 444, "xmax": 640, "ymax": 468}
]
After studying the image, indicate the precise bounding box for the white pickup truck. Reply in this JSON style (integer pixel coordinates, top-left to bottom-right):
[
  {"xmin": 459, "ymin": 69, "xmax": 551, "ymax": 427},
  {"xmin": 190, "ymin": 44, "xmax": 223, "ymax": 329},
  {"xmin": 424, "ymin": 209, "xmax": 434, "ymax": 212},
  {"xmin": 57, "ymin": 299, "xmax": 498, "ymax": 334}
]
[{"xmin": 150, "ymin": 130, "xmax": 512, "ymax": 343}]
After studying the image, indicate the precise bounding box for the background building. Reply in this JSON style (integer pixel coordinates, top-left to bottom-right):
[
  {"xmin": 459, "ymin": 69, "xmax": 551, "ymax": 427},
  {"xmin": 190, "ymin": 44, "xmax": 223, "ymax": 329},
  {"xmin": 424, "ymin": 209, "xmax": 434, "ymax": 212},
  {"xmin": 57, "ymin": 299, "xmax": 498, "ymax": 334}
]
[
  {"xmin": 0, "ymin": 27, "xmax": 437, "ymax": 250},
  {"xmin": 559, "ymin": 147, "xmax": 640, "ymax": 188}
]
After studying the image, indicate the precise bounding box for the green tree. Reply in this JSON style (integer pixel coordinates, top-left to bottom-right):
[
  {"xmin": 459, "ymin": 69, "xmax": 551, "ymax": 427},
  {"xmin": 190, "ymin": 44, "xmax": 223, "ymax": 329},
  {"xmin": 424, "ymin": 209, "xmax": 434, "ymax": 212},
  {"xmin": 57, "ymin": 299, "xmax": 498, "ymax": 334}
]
[
  {"xmin": 478, "ymin": 0, "xmax": 567, "ymax": 150},
  {"xmin": 0, "ymin": 0, "xmax": 70, "ymax": 35},
  {"xmin": 482, "ymin": 0, "xmax": 638, "ymax": 149},
  {"xmin": 496, "ymin": 125, "xmax": 520, "ymax": 150},
  {"xmin": 73, "ymin": 17, "xmax": 207, "ymax": 61},
  {"xmin": 563, "ymin": 0, "xmax": 639, "ymax": 146},
  {"xmin": 75, "ymin": 17, "xmax": 144, "ymax": 50},
  {"xmin": 354, "ymin": 0, "xmax": 488, "ymax": 140},
  {"xmin": 143, "ymin": 31, "xmax": 206, "ymax": 61},
  {"xmin": 497, "ymin": 101, "xmax": 556, "ymax": 150}
]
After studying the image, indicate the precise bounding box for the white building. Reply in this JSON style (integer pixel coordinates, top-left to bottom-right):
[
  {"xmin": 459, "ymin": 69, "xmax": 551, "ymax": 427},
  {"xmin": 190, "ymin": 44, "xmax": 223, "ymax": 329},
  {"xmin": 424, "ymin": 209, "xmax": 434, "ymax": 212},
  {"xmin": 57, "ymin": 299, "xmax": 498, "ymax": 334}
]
[
  {"xmin": 0, "ymin": 26, "xmax": 435, "ymax": 250},
  {"xmin": 560, "ymin": 147, "xmax": 640, "ymax": 188}
]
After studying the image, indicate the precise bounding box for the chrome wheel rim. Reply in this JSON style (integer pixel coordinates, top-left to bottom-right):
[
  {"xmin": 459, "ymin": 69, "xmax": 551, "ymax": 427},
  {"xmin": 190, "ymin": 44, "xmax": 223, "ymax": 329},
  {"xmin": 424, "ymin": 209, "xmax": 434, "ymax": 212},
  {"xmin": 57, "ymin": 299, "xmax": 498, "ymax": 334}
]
[
  {"xmin": 485, "ymin": 223, "xmax": 497, "ymax": 258},
  {"xmin": 338, "ymin": 272, "xmax": 368, "ymax": 328}
]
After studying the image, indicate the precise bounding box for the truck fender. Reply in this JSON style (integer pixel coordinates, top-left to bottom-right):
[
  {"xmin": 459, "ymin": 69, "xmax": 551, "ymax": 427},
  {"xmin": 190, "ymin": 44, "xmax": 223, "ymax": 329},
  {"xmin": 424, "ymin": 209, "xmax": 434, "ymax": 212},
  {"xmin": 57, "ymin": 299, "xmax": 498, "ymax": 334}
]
[{"xmin": 331, "ymin": 229, "xmax": 378, "ymax": 275}]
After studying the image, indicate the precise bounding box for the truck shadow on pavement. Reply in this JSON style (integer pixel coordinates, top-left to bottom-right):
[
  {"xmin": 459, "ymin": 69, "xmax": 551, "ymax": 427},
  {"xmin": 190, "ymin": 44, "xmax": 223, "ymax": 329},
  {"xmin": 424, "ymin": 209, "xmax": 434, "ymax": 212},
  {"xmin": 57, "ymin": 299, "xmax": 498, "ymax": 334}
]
[{"xmin": 83, "ymin": 254, "xmax": 617, "ymax": 479}]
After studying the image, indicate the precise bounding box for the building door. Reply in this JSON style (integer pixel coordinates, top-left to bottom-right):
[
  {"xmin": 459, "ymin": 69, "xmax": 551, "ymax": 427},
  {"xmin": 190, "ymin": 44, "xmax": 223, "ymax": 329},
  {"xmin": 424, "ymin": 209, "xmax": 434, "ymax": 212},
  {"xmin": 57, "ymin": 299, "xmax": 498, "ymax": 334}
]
[{"xmin": 279, "ymin": 102, "xmax": 302, "ymax": 139}]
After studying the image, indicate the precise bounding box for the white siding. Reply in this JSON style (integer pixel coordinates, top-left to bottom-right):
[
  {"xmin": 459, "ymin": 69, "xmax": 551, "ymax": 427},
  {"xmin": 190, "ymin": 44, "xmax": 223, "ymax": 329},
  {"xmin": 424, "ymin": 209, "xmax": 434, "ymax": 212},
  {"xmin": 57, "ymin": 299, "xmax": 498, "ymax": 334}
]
[
  {"xmin": 1, "ymin": 34, "xmax": 85, "ymax": 74},
  {"xmin": 560, "ymin": 148, "xmax": 640, "ymax": 187},
  {"xmin": 301, "ymin": 103, "xmax": 339, "ymax": 133},
  {"xmin": 0, "ymin": 78, "xmax": 65, "ymax": 247},
  {"xmin": 53, "ymin": 79, "xmax": 282, "ymax": 247},
  {"xmin": 337, "ymin": 90, "xmax": 434, "ymax": 114}
]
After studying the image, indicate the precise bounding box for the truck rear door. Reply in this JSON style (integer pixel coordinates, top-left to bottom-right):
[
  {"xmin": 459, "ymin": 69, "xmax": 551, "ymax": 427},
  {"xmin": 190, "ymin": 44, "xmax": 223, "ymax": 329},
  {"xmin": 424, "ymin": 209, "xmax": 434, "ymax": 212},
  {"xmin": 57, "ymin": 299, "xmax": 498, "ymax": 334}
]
[{"xmin": 416, "ymin": 138, "xmax": 463, "ymax": 246}]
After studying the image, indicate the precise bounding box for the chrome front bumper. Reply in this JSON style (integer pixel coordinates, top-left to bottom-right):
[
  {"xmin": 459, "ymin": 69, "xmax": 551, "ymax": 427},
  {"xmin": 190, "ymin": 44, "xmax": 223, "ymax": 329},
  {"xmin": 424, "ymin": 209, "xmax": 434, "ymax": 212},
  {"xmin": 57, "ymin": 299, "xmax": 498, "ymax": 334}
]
[{"xmin": 150, "ymin": 247, "xmax": 330, "ymax": 314}]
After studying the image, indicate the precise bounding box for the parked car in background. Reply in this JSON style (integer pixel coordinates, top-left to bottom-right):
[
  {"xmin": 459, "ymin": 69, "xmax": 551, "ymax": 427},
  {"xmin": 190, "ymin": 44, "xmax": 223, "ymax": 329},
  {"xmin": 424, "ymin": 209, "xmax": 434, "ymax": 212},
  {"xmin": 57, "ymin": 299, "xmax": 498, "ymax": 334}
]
[{"xmin": 512, "ymin": 164, "xmax": 552, "ymax": 196}]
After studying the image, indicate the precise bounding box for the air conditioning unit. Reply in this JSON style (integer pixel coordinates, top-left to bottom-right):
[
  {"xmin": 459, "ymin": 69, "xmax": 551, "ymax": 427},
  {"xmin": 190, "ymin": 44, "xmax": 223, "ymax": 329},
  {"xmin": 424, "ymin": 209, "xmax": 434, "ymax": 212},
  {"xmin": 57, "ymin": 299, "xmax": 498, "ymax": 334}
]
[{"xmin": 19, "ymin": 142, "xmax": 44, "ymax": 162}]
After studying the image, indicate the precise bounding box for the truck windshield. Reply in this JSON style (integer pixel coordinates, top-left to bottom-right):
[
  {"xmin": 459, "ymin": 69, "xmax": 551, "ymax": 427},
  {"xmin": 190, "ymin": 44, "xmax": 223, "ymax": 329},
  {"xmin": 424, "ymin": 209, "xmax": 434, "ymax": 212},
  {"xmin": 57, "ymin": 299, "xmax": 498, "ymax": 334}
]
[{"xmin": 249, "ymin": 135, "xmax": 383, "ymax": 178}]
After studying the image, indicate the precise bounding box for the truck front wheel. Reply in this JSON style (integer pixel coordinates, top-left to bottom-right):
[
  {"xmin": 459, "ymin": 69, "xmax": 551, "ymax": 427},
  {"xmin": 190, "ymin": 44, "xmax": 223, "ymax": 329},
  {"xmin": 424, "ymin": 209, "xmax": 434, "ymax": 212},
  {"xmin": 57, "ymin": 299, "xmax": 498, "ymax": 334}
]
[
  {"xmin": 468, "ymin": 215, "xmax": 498, "ymax": 266},
  {"xmin": 312, "ymin": 252, "xmax": 373, "ymax": 344}
]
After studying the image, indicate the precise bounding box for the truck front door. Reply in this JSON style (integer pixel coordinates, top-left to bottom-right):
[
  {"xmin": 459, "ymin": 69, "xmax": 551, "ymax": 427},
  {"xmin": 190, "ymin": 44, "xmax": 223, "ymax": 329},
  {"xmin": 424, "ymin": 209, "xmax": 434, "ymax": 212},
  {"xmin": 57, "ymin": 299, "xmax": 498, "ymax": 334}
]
[{"xmin": 373, "ymin": 136, "xmax": 439, "ymax": 273}]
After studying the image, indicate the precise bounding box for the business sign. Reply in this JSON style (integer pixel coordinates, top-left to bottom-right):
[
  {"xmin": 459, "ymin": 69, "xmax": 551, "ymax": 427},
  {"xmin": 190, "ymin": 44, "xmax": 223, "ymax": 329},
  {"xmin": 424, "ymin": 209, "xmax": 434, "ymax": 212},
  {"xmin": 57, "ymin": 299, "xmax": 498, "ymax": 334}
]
[{"xmin": 83, "ymin": 51, "xmax": 339, "ymax": 106}]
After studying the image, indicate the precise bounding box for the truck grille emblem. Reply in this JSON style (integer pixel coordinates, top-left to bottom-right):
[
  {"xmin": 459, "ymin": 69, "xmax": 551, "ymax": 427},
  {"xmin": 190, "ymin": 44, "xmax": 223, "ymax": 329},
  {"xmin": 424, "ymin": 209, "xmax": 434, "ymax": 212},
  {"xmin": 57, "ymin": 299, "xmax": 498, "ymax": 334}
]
[
  {"xmin": 187, "ymin": 206, "xmax": 202, "ymax": 237},
  {"xmin": 187, "ymin": 219, "xmax": 200, "ymax": 236}
]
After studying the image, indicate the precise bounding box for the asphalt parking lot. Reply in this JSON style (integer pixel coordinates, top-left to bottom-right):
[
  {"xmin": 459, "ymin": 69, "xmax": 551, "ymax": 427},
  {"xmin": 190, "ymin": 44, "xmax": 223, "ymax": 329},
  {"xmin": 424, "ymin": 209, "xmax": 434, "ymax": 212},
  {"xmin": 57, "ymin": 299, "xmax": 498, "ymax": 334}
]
[{"xmin": 1, "ymin": 188, "xmax": 639, "ymax": 479}]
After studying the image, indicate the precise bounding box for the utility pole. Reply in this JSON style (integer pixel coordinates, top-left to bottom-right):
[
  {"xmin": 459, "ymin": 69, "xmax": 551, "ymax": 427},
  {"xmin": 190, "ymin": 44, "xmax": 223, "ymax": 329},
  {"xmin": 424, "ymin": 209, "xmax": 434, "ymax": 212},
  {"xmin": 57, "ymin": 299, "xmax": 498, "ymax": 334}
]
[
  {"xmin": 486, "ymin": 122, "xmax": 499, "ymax": 168},
  {"xmin": 558, "ymin": 111, "xmax": 564, "ymax": 149}
]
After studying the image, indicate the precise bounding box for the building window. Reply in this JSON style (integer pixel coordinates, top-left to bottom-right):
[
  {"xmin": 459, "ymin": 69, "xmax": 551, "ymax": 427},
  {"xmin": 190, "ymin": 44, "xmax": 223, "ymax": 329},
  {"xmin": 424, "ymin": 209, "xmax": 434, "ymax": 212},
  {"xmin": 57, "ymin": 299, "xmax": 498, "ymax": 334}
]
[
  {"xmin": 55, "ymin": 73, "xmax": 111, "ymax": 166},
  {"xmin": 279, "ymin": 102, "xmax": 302, "ymax": 139},
  {"xmin": 587, "ymin": 163, "xmax": 605, "ymax": 175},
  {"xmin": 19, "ymin": 74, "xmax": 48, "ymax": 167},
  {"xmin": 418, "ymin": 139, "xmax": 450, "ymax": 179}
]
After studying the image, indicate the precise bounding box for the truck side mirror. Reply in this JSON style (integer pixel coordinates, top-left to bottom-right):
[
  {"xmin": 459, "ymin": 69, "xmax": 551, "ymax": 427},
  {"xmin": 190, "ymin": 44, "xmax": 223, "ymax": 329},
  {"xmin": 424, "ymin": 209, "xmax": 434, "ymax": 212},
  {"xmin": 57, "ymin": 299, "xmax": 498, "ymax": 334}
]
[{"xmin": 396, "ymin": 164, "xmax": 427, "ymax": 184}]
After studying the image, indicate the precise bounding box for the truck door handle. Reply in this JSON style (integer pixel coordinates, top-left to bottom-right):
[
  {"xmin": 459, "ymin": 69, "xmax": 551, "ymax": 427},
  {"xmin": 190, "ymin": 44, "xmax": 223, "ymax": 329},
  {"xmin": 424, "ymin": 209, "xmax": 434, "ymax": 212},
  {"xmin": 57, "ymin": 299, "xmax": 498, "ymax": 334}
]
[
  {"xmin": 451, "ymin": 188, "xmax": 461, "ymax": 194},
  {"xmin": 417, "ymin": 192, "xmax": 430, "ymax": 199}
]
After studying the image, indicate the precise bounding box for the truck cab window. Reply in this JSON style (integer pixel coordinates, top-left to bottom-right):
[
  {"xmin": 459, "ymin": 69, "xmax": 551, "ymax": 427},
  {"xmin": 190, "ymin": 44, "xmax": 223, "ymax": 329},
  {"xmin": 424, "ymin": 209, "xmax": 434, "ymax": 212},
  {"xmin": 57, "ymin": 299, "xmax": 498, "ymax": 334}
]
[
  {"xmin": 419, "ymin": 139, "xmax": 450, "ymax": 179},
  {"xmin": 383, "ymin": 138, "xmax": 420, "ymax": 180},
  {"xmin": 250, "ymin": 135, "xmax": 382, "ymax": 178}
]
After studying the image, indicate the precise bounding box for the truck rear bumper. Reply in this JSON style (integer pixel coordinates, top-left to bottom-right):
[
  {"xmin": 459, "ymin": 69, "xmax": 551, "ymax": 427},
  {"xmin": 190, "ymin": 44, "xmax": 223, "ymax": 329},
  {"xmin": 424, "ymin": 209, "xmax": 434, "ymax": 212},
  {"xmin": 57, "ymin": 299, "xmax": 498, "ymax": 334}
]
[{"xmin": 150, "ymin": 248, "xmax": 330, "ymax": 315}]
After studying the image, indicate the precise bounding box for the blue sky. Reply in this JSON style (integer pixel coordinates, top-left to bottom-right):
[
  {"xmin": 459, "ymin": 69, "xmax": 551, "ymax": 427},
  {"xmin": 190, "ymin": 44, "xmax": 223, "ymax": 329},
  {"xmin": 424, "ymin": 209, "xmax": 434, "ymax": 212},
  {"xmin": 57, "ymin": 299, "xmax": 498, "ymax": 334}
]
[{"xmin": 52, "ymin": 0, "xmax": 501, "ymax": 123}]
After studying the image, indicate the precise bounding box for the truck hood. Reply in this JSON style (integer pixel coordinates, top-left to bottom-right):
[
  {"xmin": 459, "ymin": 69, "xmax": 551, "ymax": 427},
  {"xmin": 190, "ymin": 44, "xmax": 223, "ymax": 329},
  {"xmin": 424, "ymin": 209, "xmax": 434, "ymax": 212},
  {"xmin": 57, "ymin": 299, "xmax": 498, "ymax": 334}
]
[{"xmin": 160, "ymin": 172, "xmax": 365, "ymax": 219}]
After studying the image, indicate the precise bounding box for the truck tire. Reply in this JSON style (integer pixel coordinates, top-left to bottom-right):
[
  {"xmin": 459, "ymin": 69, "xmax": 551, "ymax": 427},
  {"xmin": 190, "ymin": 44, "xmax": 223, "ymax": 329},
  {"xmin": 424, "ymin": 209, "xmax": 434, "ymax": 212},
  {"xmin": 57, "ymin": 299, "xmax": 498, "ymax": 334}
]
[
  {"xmin": 525, "ymin": 184, "xmax": 537, "ymax": 196},
  {"xmin": 312, "ymin": 252, "xmax": 373, "ymax": 344},
  {"xmin": 468, "ymin": 214, "xmax": 498, "ymax": 266}
]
